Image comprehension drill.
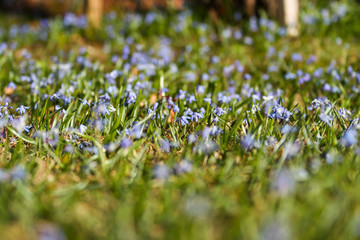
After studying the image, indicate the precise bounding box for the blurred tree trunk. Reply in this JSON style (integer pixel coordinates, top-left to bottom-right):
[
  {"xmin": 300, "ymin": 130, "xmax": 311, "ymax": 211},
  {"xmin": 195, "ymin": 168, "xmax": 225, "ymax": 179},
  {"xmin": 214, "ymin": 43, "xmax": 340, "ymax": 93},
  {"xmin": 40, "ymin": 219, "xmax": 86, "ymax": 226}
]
[
  {"xmin": 87, "ymin": 0, "xmax": 103, "ymax": 27},
  {"xmin": 278, "ymin": 0, "xmax": 299, "ymax": 36},
  {"xmin": 245, "ymin": 0, "xmax": 256, "ymax": 15}
]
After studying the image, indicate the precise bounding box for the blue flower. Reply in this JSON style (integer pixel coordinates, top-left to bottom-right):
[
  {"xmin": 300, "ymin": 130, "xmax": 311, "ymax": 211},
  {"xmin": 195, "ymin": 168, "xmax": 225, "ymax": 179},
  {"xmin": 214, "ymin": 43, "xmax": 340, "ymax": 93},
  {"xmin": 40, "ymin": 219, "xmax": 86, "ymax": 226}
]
[
  {"xmin": 186, "ymin": 94, "xmax": 196, "ymax": 104},
  {"xmin": 196, "ymin": 85, "xmax": 205, "ymax": 94},
  {"xmin": 126, "ymin": 91, "xmax": 137, "ymax": 105},
  {"xmin": 241, "ymin": 134, "xmax": 256, "ymax": 150},
  {"xmin": 174, "ymin": 160, "xmax": 192, "ymax": 175},
  {"xmin": 100, "ymin": 93, "xmax": 111, "ymax": 102},
  {"xmin": 79, "ymin": 124, "xmax": 87, "ymax": 134},
  {"xmin": 79, "ymin": 98, "xmax": 91, "ymax": 106},
  {"xmin": 7, "ymin": 82, "xmax": 16, "ymax": 90},
  {"xmin": 191, "ymin": 112, "xmax": 204, "ymax": 122},
  {"xmin": 120, "ymin": 138, "xmax": 132, "ymax": 148},
  {"xmin": 50, "ymin": 94, "xmax": 60, "ymax": 101},
  {"xmin": 203, "ymin": 98, "xmax": 212, "ymax": 104},
  {"xmin": 177, "ymin": 90, "xmax": 187, "ymax": 100},
  {"xmin": 177, "ymin": 115, "xmax": 191, "ymax": 126},
  {"xmin": 285, "ymin": 72, "xmax": 297, "ymax": 80},
  {"xmin": 153, "ymin": 164, "xmax": 171, "ymax": 180},
  {"xmin": 16, "ymin": 105, "xmax": 29, "ymax": 115},
  {"xmin": 319, "ymin": 114, "xmax": 334, "ymax": 126},
  {"xmin": 213, "ymin": 107, "xmax": 226, "ymax": 116},
  {"xmin": 340, "ymin": 129, "xmax": 358, "ymax": 147}
]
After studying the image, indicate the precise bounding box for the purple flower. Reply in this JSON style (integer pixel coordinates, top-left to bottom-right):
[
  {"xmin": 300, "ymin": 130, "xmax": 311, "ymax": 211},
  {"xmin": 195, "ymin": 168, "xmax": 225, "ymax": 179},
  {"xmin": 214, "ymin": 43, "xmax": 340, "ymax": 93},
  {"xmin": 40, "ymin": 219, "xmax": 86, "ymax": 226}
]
[
  {"xmin": 93, "ymin": 104, "xmax": 110, "ymax": 116},
  {"xmin": 126, "ymin": 91, "xmax": 137, "ymax": 105},
  {"xmin": 340, "ymin": 129, "xmax": 358, "ymax": 147},
  {"xmin": 174, "ymin": 160, "xmax": 192, "ymax": 175},
  {"xmin": 188, "ymin": 134, "xmax": 197, "ymax": 144},
  {"xmin": 307, "ymin": 55, "xmax": 317, "ymax": 64},
  {"xmin": 79, "ymin": 124, "xmax": 87, "ymax": 134},
  {"xmin": 100, "ymin": 93, "xmax": 111, "ymax": 102},
  {"xmin": 0, "ymin": 169, "xmax": 9, "ymax": 182},
  {"xmin": 177, "ymin": 115, "xmax": 191, "ymax": 126},
  {"xmin": 196, "ymin": 85, "xmax": 205, "ymax": 94},
  {"xmin": 50, "ymin": 94, "xmax": 60, "ymax": 101},
  {"xmin": 241, "ymin": 134, "xmax": 256, "ymax": 150},
  {"xmin": 178, "ymin": 90, "xmax": 187, "ymax": 100},
  {"xmin": 12, "ymin": 116, "xmax": 27, "ymax": 132},
  {"xmin": 7, "ymin": 82, "xmax": 16, "ymax": 90},
  {"xmin": 129, "ymin": 124, "xmax": 145, "ymax": 139},
  {"xmin": 234, "ymin": 30, "xmax": 242, "ymax": 40},
  {"xmin": 282, "ymin": 142, "xmax": 301, "ymax": 159},
  {"xmin": 183, "ymin": 108, "xmax": 193, "ymax": 116},
  {"xmin": 338, "ymin": 107, "xmax": 351, "ymax": 119},
  {"xmin": 16, "ymin": 105, "xmax": 29, "ymax": 115},
  {"xmin": 291, "ymin": 53, "xmax": 303, "ymax": 62},
  {"xmin": 271, "ymin": 169, "xmax": 295, "ymax": 196},
  {"xmin": 269, "ymin": 105, "xmax": 292, "ymax": 121},
  {"xmin": 213, "ymin": 107, "xmax": 226, "ymax": 116},
  {"xmin": 37, "ymin": 223, "xmax": 66, "ymax": 240},
  {"xmin": 173, "ymin": 105, "xmax": 180, "ymax": 113},
  {"xmin": 323, "ymin": 83, "xmax": 331, "ymax": 91},
  {"xmin": 153, "ymin": 164, "xmax": 171, "ymax": 180},
  {"xmin": 186, "ymin": 94, "xmax": 196, "ymax": 104},
  {"xmin": 285, "ymin": 72, "xmax": 297, "ymax": 80},
  {"xmin": 194, "ymin": 140, "xmax": 218, "ymax": 154},
  {"xmin": 191, "ymin": 112, "xmax": 204, "ymax": 122},
  {"xmin": 55, "ymin": 105, "xmax": 61, "ymax": 111},
  {"xmin": 202, "ymin": 73, "xmax": 210, "ymax": 81},
  {"xmin": 298, "ymin": 73, "xmax": 311, "ymax": 84},
  {"xmin": 79, "ymin": 98, "xmax": 91, "ymax": 106},
  {"xmin": 313, "ymin": 68, "xmax": 324, "ymax": 78},
  {"xmin": 244, "ymin": 73, "xmax": 252, "ymax": 80},
  {"xmin": 120, "ymin": 138, "xmax": 132, "ymax": 148},
  {"xmin": 244, "ymin": 36, "xmax": 253, "ymax": 45},
  {"xmin": 319, "ymin": 114, "xmax": 334, "ymax": 126},
  {"xmin": 203, "ymin": 98, "xmax": 212, "ymax": 104}
]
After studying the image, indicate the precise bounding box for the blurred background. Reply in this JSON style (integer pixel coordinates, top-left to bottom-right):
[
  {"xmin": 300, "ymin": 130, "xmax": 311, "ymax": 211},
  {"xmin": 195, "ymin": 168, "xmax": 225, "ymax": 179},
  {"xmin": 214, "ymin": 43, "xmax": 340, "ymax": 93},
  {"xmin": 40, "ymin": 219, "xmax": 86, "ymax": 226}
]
[{"xmin": 0, "ymin": 0, "xmax": 293, "ymax": 19}]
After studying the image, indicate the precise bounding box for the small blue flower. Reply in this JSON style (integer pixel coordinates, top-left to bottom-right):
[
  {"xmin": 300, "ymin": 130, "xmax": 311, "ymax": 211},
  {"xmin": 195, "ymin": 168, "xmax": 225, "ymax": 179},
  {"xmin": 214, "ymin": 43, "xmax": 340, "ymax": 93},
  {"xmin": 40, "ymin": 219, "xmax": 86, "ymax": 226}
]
[
  {"xmin": 120, "ymin": 138, "xmax": 132, "ymax": 148},
  {"xmin": 174, "ymin": 160, "xmax": 192, "ymax": 175},
  {"xmin": 172, "ymin": 104, "xmax": 180, "ymax": 113},
  {"xmin": 79, "ymin": 98, "xmax": 91, "ymax": 106},
  {"xmin": 126, "ymin": 91, "xmax": 137, "ymax": 105},
  {"xmin": 241, "ymin": 134, "xmax": 256, "ymax": 150},
  {"xmin": 285, "ymin": 72, "xmax": 297, "ymax": 80},
  {"xmin": 319, "ymin": 114, "xmax": 334, "ymax": 126},
  {"xmin": 177, "ymin": 115, "xmax": 191, "ymax": 126},
  {"xmin": 196, "ymin": 85, "xmax": 205, "ymax": 94},
  {"xmin": 100, "ymin": 93, "xmax": 111, "ymax": 102},
  {"xmin": 203, "ymin": 98, "xmax": 212, "ymax": 104},
  {"xmin": 79, "ymin": 124, "xmax": 87, "ymax": 134},
  {"xmin": 50, "ymin": 94, "xmax": 60, "ymax": 101},
  {"xmin": 191, "ymin": 112, "xmax": 204, "ymax": 122},
  {"xmin": 186, "ymin": 94, "xmax": 196, "ymax": 104},
  {"xmin": 323, "ymin": 83, "xmax": 331, "ymax": 91},
  {"xmin": 340, "ymin": 129, "xmax": 358, "ymax": 147},
  {"xmin": 7, "ymin": 82, "xmax": 16, "ymax": 90},
  {"xmin": 213, "ymin": 107, "xmax": 226, "ymax": 116},
  {"xmin": 177, "ymin": 90, "xmax": 187, "ymax": 99},
  {"xmin": 153, "ymin": 164, "xmax": 171, "ymax": 180},
  {"xmin": 16, "ymin": 105, "xmax": 29, "ymax": 115}
]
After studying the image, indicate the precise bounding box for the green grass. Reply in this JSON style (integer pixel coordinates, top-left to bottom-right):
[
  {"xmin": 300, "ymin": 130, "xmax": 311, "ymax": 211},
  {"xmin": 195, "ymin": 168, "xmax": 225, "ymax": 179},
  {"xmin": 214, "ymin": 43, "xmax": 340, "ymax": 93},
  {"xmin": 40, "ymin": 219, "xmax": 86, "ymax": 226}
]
[{"xmin": 0, "ymin": 1, "xmax": 360, "ymax": 239}]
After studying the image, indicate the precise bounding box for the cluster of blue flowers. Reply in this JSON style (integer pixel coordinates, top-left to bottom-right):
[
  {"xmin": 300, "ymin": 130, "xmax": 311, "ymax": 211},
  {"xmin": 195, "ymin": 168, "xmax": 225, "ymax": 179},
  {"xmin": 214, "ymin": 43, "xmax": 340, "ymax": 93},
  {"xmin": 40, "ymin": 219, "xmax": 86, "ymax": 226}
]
[{"xmin": 0, "ymin": 2, "xmax": 356, "ymax": 181}]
